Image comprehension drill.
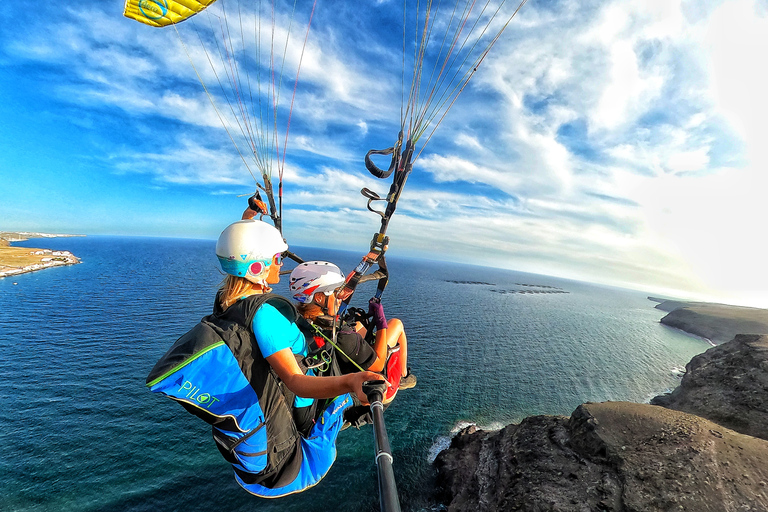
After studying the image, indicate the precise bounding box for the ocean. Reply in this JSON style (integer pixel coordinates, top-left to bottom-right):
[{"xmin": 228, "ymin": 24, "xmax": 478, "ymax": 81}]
[{"xmin": 0, "ymin": 236, "xmax": 711, "ymax": 511}]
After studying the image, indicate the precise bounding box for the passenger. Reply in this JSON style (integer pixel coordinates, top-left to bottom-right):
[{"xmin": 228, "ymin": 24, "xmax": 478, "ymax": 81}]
[
  {"xmin": 215, "ymin": 221, "xmax": 381, "ymax": 429},
  {"xmin": 147, "ymin": 218, "xmax": 382, "ymax": 498},
  {"xmin": 289, "ymin": 261, "xmax": 417, "ymax": 401}
]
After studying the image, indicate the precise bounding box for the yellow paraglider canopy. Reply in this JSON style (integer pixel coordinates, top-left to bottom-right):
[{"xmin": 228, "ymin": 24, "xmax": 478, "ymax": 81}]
[{"xmin": 123, "ymin": 0, "xmax": 218, "ymax": 27}]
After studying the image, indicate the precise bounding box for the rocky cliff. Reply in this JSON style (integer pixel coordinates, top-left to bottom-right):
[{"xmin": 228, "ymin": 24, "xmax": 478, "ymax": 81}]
[
  {"xmin": 435, "ymin": 402, "xmax": 768, "ymax": 511},
  {"xmin": 434, "ymin": 318, "xmax": 768, "ymax": 510},
  {"xmin": 651, "ymin": 334, "xmax": 768, "ymax": 442}
]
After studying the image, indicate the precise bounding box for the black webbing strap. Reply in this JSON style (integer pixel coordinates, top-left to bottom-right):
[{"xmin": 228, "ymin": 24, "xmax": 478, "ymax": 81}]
[
  {"xmin": 336, "ymin": 136, "xmax": 413, "ymax": 315},
  {"xmin": 365, "ymin": 131, "xmax": 403, "ymax": 179},
  {"xmin": 373, "ymin": 254, "xmax": 388, "ymax": 300}
]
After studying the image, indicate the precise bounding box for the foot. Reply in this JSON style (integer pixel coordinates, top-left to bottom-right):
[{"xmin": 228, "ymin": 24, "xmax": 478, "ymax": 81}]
[{"xmin": 399, "ymin": 370, "xmax": 417, "ymax": 390}]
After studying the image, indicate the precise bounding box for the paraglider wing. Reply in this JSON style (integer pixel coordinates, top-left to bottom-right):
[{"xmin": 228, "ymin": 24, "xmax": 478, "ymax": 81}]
[{"xmin": 123, "ymin": 0, "xmax": 218, "ymax": 27}]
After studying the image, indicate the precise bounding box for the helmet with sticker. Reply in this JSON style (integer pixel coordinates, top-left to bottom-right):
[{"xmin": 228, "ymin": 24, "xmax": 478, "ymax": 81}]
[
  {"xmin": 289, "ymin": 261, "xmax": 345, "ymax": 303},
  {"xmin": 216, "ymin": 220, "xmax": 288, "ymax": 284}
]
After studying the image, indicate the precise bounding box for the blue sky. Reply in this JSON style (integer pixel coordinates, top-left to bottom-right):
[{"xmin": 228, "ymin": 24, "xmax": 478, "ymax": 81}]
[{"xmin": 2, "ymin": 0, "xmax": 768, "ymax": 307}]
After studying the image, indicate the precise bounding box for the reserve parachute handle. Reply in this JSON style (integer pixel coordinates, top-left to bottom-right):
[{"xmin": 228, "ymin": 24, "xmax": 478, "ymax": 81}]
[{"xmin": 247, "ymin": 191, "xmax": 269, "ymax": 217}]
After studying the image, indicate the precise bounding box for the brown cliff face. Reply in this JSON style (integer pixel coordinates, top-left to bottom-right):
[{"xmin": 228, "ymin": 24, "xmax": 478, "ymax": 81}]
[
  {"xmin": 434, "ymin": 334, "xmax": 768, "ymax": 511},
  {"xmin": 651, "ymin": 334, "xmax": 768, "ymax": 441},
  {"xmin": 434, "ymin": 414, "xmax": 621, "ymax": 512},
  {"xmin": 435, "ymin": 402, "xmax": 768, "ymax": 512}
]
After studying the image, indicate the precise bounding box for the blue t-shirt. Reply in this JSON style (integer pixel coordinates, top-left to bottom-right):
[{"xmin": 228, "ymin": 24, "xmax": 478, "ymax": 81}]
[{"xmin": 251, "ymin": 303, "xmax": 314, "ymax": 408}]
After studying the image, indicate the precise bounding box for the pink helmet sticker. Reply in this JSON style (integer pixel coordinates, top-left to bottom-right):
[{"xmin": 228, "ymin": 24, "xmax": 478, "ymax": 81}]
[{"xmin": 248, "ymin": 261, "xmax": 265, "ymax": 276}]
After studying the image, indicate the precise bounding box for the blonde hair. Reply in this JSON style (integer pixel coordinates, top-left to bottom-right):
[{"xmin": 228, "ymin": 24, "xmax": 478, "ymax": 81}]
[{"xmin": 218, "ymin": 275, "xmax": 262, "ymax": 310}]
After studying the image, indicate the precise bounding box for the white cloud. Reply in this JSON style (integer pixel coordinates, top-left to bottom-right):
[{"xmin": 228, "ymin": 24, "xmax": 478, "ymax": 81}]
[
  {"xmin": 632, "ymin": 164, "xmax": 768, "ymax": 300},
  {"xmin": 704, "ymin": 0, "xmax": 768, "ymax": 164},
  {"xmin": 455, "ymin": 133, "xmax": 483, "ymax": 150},
  {"xmin": 590, "ymin": 40, "xmax": 664, "ymax": 131},
  {"xmin": 113, "ymin": 137, "xmax": 250, "ymax": 186},
  {"xmin": 418, "ymin": 154, "xmax": 523, "ymax": 192},
  {"xmin": 665, "ymin": 148, "xmax": 710, "ymax": 173},
  {"xmin": 5, "ymin": 0, "xmax": 768, "ymax": 306}
]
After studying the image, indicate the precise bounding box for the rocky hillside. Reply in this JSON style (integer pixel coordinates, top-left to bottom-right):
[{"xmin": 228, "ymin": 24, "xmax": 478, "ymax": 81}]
[
  {"xmin": 651, "ymin": 334, "xmax": 768, "ymax": 441},
  {"xmin": 435, "ymin": 402, "xmax": 768, "ymax": 511},
  {"xmin": 434, "ymin": 315, "xmax": 768, "ymax": 511}
]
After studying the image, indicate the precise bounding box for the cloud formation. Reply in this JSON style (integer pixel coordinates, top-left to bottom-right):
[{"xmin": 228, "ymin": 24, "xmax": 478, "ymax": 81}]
[{"xmin": 2, "ymin": 0, "xmax": 767, "ymax": 306}]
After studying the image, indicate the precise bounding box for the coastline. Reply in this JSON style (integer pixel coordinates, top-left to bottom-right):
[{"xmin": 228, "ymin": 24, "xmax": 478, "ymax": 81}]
[
  {"xmin": 0, "ymin": 232, "xmax": 83, "ymax": 278},
  {"xmin": 433, "ymin": 299, "xmax": 768, "ymax": 511},
  {"xmin": 652, "ymin": 298, "xmax": 768, "ymax": 345},
  {"xmin": 659, "ymin": 322, "xmax": 717, "ymax": 346}
]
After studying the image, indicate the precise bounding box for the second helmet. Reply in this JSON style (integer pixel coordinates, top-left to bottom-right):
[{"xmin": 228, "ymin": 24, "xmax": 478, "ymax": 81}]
[{"xmin": 289, "ymin": 261, "xmax": 345, "ymax": 303}]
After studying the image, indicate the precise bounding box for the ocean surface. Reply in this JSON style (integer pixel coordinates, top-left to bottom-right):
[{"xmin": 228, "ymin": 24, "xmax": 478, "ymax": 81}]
[{"xmin": 0, "ymin": 236, "xmax": 712, "ymax": 512}]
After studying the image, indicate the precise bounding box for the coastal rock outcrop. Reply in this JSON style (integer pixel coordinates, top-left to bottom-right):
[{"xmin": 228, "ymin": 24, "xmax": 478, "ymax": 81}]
[
  {"xmin": 651, "ymin": 334, "xmax": 768, "ymax": 441},
  {"xmin": 434, "ymin": 401, "xmax": 768, "ymax": 511},
  {"xmin": 434, "ymin": 313, "xmax": 768, "ymax": 511}
]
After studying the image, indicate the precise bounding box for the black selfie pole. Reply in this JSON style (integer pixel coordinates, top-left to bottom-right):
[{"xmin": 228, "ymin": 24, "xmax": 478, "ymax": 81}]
[{"xmin": 362, "ymin": 380, "xmax": 401, "ymax": 512}]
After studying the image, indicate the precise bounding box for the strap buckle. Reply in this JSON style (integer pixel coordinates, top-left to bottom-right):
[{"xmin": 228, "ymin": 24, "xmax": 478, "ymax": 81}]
[{"xmin": 370, "ymin": 233, "xmax": 389, "ymax": 256}]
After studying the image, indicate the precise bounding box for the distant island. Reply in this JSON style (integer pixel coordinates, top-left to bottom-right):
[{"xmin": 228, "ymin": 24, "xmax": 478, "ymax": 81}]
[
  {"xmin": 0, "ymin": 232, "xmax": 83, "ymax": 278},
  {"xmin": 434, "ymin": 298, "xmax": 768, "ymax": 511},
  {"xmin": 446, "ymin": 280, "xmax": 569, "ymax": 295}
]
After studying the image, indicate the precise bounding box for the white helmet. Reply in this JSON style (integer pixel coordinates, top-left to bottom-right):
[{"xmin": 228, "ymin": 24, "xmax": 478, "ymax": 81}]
[
  {"xmin": 289, "ymin": 261, "xmax": 345, "ymax": 303},
  {"xmin": 216, "ymin": 220, "xmax": 288, "ymax": 284}
]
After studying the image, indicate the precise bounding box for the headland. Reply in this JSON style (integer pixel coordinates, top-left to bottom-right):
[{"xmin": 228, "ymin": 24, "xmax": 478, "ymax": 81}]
[
  {"xmin": 0, "ymin": 232, "xmax": 83, "ymax": 278},
  {"xmin": 649, "ymin": 297, "xmax": 768, "ymax": 345},
  {"xmin": 434, "ymin": 299, "xmax": 768, "ymax": 511}
]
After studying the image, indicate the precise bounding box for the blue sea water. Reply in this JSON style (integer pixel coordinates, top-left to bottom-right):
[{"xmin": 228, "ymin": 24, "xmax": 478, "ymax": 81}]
[{"xmin": 0, "ymin": 236, "xmax": 711, "ymax": 512}]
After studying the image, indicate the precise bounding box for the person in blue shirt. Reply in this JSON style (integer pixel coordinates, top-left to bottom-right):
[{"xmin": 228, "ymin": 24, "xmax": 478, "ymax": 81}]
[
  {"xmin": 216, "ymin": 218, "xmax": 381, "ymax": 433},
  {"xmin": 146, "ymin": 216, "xmax": 384, "ymax": 498}
]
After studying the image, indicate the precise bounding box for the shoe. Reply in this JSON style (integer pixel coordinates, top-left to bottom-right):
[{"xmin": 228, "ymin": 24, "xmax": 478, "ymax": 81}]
[
  {"xmin": 399, "ymin": 370, "xmax": 417, "ymax": 390},
  {"xmin": 341, "ymin": 421, "xmax": 351, "ymax": 431}
]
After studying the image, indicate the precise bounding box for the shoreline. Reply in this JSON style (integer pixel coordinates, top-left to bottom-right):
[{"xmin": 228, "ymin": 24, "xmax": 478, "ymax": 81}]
[
  {"xmin": 0, "ymin": 232, "xmax": 83, "ymax": 279},
  {"xmin": 652, "ymin": 298, "xmax": 768, "ymax": 345},
  {"xmin": 434, "ymin": 297, "xmax": 768, "ymax": 510},
  {"xmin": 658, "ymin": 322, "xmax": 716, "ymax": 346}
]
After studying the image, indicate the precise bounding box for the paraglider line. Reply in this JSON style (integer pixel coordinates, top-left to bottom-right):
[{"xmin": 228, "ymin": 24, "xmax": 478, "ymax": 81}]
[{"xmin": 174, "ymin": 23, "xmax": 258, "ymax": 184}]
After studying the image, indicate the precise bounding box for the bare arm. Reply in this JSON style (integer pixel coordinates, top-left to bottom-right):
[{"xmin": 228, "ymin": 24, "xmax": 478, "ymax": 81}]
[{"xmin": 266, "ymin": 348, "xmax": 383, "ymax": 404}]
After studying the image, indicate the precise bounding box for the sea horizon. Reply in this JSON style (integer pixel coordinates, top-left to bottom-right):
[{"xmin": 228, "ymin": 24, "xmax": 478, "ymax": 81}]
[
  {"xmin": 1, "ymin": 235, "xmax": 714, "ymax": 511},
  {"xmin": 4, "ymin": 232, "xmax": 706, "ymax": 308}
]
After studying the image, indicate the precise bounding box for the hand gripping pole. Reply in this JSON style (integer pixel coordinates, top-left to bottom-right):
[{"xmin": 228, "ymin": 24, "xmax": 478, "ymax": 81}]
[{"xmin": 363, "ymin": 380, "xmax": 401, "ymax": 512}]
